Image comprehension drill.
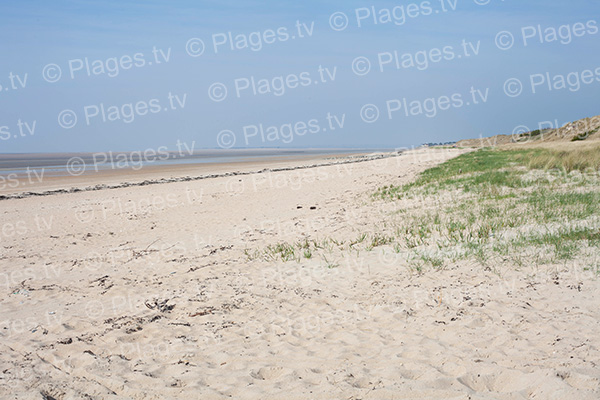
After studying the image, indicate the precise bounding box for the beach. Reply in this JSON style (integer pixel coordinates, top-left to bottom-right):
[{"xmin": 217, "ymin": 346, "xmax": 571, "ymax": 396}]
[
  {"xmin": 3, "ymin": 0, "xmax": 599, "ymax": 398},
  {"xmin": 0, "ymin": 149, "xmax": 385, "ymax": 197},
  {"xmin": 1, "ymin": 147, "xmax": 599, "ymax": 399}
]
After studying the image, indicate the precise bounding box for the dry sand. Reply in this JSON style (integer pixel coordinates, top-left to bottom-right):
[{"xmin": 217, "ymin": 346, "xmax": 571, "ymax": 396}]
[{"xmin": 1, "ymin": 148, "xmax": 599, "ymax": 399}]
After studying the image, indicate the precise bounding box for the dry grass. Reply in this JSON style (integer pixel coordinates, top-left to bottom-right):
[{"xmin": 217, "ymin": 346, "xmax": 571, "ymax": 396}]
[{"xmin": 518, "ymin": 143, "xmax": 600, "ymax": 172}]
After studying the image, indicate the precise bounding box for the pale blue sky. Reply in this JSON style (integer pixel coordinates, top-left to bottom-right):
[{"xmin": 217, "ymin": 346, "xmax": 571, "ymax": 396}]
[{"xmin": 0, "ymin": 0, "xmax": 599, "ymax": 152}]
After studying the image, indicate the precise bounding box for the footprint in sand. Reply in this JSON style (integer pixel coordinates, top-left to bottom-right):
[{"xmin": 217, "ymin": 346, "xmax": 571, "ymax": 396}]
[{"xmin": 251, "ymin": 366, "xmax": 288, "ymax": 380}]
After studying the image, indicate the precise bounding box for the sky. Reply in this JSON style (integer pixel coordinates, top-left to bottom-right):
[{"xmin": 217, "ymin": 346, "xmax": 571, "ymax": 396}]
[{"xmin": 0, "ymin": 0, "xmax": 599, "ymax": 153}]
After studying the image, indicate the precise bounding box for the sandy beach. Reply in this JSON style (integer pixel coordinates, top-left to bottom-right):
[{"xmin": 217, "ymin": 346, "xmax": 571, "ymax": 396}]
[
  {"xmin": 3, "ymin": 0, "xmax": 599, "ymax": 398},
  {"xmin": 1, "ymin": 147, "xmax": 599, "ymax": 399}
]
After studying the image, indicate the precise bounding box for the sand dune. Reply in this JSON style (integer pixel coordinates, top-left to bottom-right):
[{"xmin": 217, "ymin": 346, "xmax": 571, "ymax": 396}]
[{"xmin": 455, "ymin": 114, "xmax": 600, "ymax": 148}]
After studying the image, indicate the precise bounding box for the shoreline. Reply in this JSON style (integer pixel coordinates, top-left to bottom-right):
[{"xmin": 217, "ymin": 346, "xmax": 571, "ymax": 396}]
[
  {"xmin": 0, "ymin": 150, "xmax": 402, "ymax": 200},
  {"xmin": 0, "ymin": 148, "xmax": 394, "ymax": 172}
]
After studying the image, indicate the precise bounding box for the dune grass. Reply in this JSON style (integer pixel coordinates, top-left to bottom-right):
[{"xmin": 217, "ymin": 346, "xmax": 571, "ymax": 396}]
[
  {"xmin": 376, "ymin": 147, "xmax": 600, "ymax": 269},
  {"xmin": 246, "ymin": 146, "xmax": 600, "ymax": 271},
  {"xmin": 376, "ymin": 145, "xmax": 600, "ymax": 200},
  {"xmin": 523, "ymin": 144, "xmax": 600, "ymax": 171}
]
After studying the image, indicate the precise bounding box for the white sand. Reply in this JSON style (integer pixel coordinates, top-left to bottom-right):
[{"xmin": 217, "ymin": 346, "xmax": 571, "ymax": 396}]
[{"xmin": 1, "ymin": 148, "xmax": 599, "ymax": 399}]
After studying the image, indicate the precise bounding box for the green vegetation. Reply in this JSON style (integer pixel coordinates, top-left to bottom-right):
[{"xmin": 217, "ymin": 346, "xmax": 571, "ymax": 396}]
[
  {"xmin": 376, "ymin": 147, "xmax": 600, "ymax": 270},
  {"xmin": 244, "ymin": 232, "xmax": 394, "ymax": 265},
  {"xmin": 366, "ymin": 234, "xmax": 393, "ymax": 251},
  {"xmin": 376, "ymin": 149, "xmax": 531, "ymax": 198},
  {"xmin": 571, "ymin": 127, "xmax": 599, "ymax": 142},
  {"xmin": 529, "ymin": 129, "xmax": 542, "ymax": 137},
  {"xmin": 246, "ymin": 146, "xmax": 600, "ymax": 273},
  {"xmin": 513, "ymin": 128, "xmax": 546, "ymax": 143}
]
